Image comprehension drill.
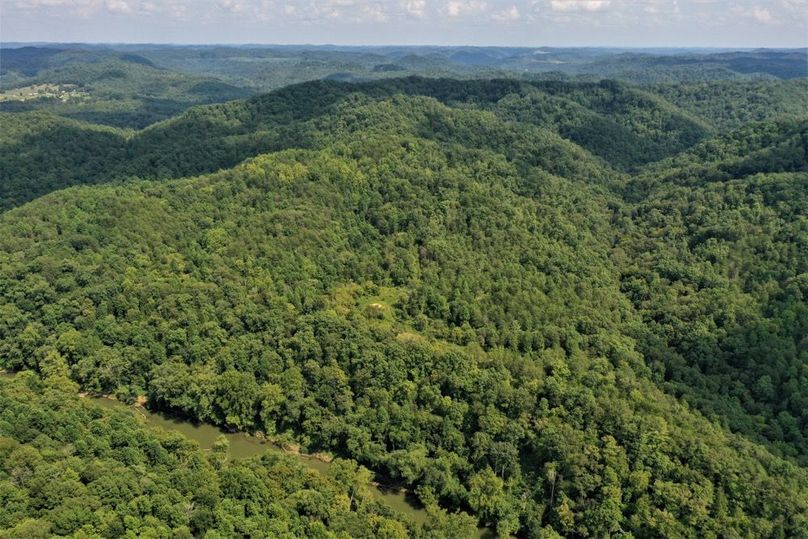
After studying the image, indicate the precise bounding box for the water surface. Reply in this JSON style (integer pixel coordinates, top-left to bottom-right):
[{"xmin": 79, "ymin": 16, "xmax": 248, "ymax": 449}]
[
  {"xmin": 1, "ymin": 372, "xmax": 493, "ymax": 535},
  {"xmin": 90, "ymin": 396, "xmax": 428, "ymax": 524}
]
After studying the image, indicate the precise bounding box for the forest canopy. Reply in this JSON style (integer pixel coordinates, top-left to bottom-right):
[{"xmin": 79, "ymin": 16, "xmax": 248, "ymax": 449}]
[{"xmin": 1, "ymin": 57, "xmax": 807, "ymax": 538}]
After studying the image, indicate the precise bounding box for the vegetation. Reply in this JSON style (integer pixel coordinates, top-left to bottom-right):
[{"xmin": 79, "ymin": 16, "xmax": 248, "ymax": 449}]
[
  {"xmin": 1, "ymin": 52, "xmax": 807, "ymax": 537},
  {"xmin": 651, "ymin": 79, "xmax": 808, "ymax": 130},
  {"xmin": 1, "ymin": 77, "xmax": 709, "ymax": 209},
  {"xmin": 0, "ymin": 48, "xmax": 253, "ymax": 129},
  {"xmin": 3, "ymin": 45, "xmax": 805, "ymax": 131},
  {"xmin": 0, "ymin": 112, "xmax": 128, "ymax": 210},
  {"xmin": 0, "ymin": 372, "xmax": 476, "ymax": 538}
]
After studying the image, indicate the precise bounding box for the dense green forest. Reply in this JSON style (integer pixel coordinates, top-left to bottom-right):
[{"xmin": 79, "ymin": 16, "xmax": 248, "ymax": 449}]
[
  {"xmin": 3, "ymin": 45, "xmax": 806, "ymax": 132},
  {"xmin": 650, "ymin": 79, "xmax": 808, "ymax": 130},
  {"xmin": 1, "ymin": 47, "xmax": 808, "ymax": 537},
  {"xmin": 0, "ymin": 372, "xmax": 476, "ymax": 538},
  {"xmin": 4, "ymin": 75, "xmax": 807, "ymax": 210},
  {"xmin": 5, "ymin": 46, "xmax": 805, "ymax": 94},
  {"xmin": 0, "ymin": 48, "xmax": 253, "ymax": 129},
  {"xmin": 10, "ymin": 76, "xmax": 801, "ymax": 209}
]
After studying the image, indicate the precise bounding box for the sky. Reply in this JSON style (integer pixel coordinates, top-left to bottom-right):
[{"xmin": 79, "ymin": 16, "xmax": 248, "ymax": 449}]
[{"xmin": 3, "ymin": 0, "xmax": 807, "ymax": 48}]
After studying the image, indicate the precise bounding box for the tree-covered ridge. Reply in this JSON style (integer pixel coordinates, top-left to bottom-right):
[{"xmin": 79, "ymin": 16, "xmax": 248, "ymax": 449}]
[
  {"xmin": 492, "ymin": 80, "xmax": 710, "ymax": 170},
  {"xmin": 637, "ymin": 118, "xmax": 808, "ymax": 184},
  {"xmin": 618, "ymin": 121, "xmax": 808, "ymax": 457},
  {"xmin": 1, "ymin": 76, "xmax": 712, "ymax": 209},
  {"xmin": 650, "ymin": 79, "xmax": 808, "ymax": 130},
  {"xmin": 7, "ymin": 75, "xmax": 799, "ymax": 213},
  {"xmin": 14, "ymin": 75, "xmax": 804, "ymax": 212},
  {"xmin": 0, "ymin": 112, "xmax": 129, "ymax": 211},
  {"xmin": 5, "ymin": 46, "xmax": 803, "ymax": 94},
  {"xmin": 0, "ymin": 49, "xmax": 254, "ymax": 129},
  {"xmin": 0, "ymin": 372, "xmax": 477, "ymax": 538},
  {"xmin": 574, "ymin": 49, "xmax": 808, "ymax": 82},
  {"xmin": 134, "ymin": 77, "xmax": 712, "ymax": 172},
  {"xmin": 623, "ymin": 170, "xmax": 807, "ymax": 450},
  {"xmin": 1, "ymin": 94, "xmax": 807, "ymax": 536}
]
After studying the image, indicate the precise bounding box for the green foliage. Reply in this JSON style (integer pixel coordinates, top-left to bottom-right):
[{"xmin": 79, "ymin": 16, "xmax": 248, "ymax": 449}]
[
  {"xmin": 0, "ymin": 112, "xmax": 128, "ymax": 210},
  {"xmin": 0, "ymin": 372, "xmax": 471, "ymax": 538},
  {"xmin": 1, "ymin": 50, "xmax": 254, "ymax": 129},
  {"xmin": 651, "ymin": 79, "xmax": 808, "ymax": 130},
  {"xmin": 3, "ymin": 76, "xmax": 709, "ymax": 209},
  {"xmin": 1, "ymin": 74, "xmax": 807, "ymax": 537},
  {"xmin": 622, "ymin": 176, "xmax": 808, "ymax": 459}
]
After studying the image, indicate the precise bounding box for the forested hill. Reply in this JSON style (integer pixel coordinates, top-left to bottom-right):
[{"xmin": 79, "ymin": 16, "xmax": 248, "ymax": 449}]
[
  {"xmin": 1, "ymin": 74, "xmax": 807, "ymax": 537},
  {"xmin": 0, "ymin": 76, "xmax": 716, "ymax": 210},
  {"xmin": 0, "ymin": 47, "xmax": 254, "ymax": 128},
  {"xmin": 650, "ymin": 79, "xmax": 808, "ymax": 130},
  {"xmin": 6, "ymin": 76, "xmax": 808, "ymax": 212},
  {"xmin": 5, "ymin": 75, "xmax": 808, "ymax": 214},
  {"xmin": 1, "ymin": 372, "xmax": 464, "ymax": 538}
]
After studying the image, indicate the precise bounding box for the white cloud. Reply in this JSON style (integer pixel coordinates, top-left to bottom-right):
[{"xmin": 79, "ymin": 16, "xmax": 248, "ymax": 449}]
[
  {"xmin": 549, "ymin": 0, "xmax": 610, "ymax": 12},
  {"xmin": 11, "ymin": 0, "xmax": 179, "ymax": 16},
  {"xmin": 362, "ymin": 2, "xmax": 389, "ymax": 21},
  {"xmin": 401, "ymin": 0, "xmax": 426, "ymax": 17},
  {"xmin": 105, "ymin": 0, "xmax": 131, "ymax": 13},
  {"xmin": 446, "ymin": 0, "xmax": 486, "ymax": 17},
  {"xmin": 493, "ymin": 4, "xmax": 520, "ymax": 21},
  {"xmin": 12, "ymin": 0, "xmax": 89, "ymax": 6},
  {"xmin": 6, "ymin": 0, "xmax": 795, "ymax": 27},
  {"xmin": 219, "ymin": 0, "xmax": 247, "ymax": 13},
  {"xmin": 731, "ymin": 4, "xmax": 779, "ymax": 24},
  {"xmin": 779, "ymin": 0, "xmax": 808, "ymax": 13},
  {"xmin": 750, "ymin": 6, "xmax": 774, "ymax": 23},
  {"xmin": 5, "ymin": 0, "xmax": 807, "ymax": 45}
]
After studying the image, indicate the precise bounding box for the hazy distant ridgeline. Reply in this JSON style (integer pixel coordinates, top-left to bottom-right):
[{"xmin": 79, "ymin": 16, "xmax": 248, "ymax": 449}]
[
  {"xmin": 3, "ymin": 45, "xmax": 807, "ymax": 85},
  {"xmin": 0, "ymin": 46, "xmax": 255, "ymax": 128},
  {"xmin": 1, "ymin": 44, "xmax": 806, "ymax": 131}
]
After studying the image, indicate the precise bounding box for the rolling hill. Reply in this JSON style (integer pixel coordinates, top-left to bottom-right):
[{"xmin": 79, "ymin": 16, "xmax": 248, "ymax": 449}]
[
  {"xmin": 0, "ymin": 48, "xmax": 254, "ymax": 128},
  {"xmin": 1, "ymin": 76, "xmax": 807, "ymax": 537},
  {"xmin": 2, "ymin": 77, "xmax": 716, "ymax": 210}
]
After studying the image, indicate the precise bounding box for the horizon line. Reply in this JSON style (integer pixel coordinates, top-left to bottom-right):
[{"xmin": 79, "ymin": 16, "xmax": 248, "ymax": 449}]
[{"xmin": 3, "ymin": 41, "xmax": 807, "ymax": 51}]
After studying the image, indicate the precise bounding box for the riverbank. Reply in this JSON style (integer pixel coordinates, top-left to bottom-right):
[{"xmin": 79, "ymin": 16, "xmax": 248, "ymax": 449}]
[
  {"xmin": 5, "ymin": 370, "xmax": 495, "ymax": 536},
  {"xmin": 81, "ymin": 391, "xmax": 430, "ymax": 523},
  {"xmin": 78, "ymin": 391, "xmax": 340, "ymax": 463}
]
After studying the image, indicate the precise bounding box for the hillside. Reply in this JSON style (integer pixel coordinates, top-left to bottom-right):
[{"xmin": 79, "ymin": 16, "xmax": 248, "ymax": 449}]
[
  {"xmin": 650, "ymin": 79, "xmax": 808, "ymax": 130},
  {"xmin": 1, "ymin": 76, "xmax": 807, "ymax": 537},
  {"xmin": 1, "ymin": 77, "xmax": 714, "ymax": 210},
  {"xmin": 7, "ymin": 45, "xmax": 805, "ymax": 91},
  {"xmin": 10, "ymin": 76, "xmax": 808, "ymax": 212},
  {"xmin": 0, "ymin": 112, "xmax": 128, "ymax": 210},
  {"xmin": 0, "ymin": 372, "xmax": 477, "ymax": 538},
  {"xmin": 0, "ymin": 48, "xmax": 254, "ymax": 128}
]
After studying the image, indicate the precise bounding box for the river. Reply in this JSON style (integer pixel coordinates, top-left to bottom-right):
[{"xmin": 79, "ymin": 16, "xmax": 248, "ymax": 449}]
[
  {"xmin": 89, "ymin": 396, "xmax": 431, "ymax": 524},
  {"xmin": 1, "ymin": 371, "xmax": 494, "ymax": 537}
]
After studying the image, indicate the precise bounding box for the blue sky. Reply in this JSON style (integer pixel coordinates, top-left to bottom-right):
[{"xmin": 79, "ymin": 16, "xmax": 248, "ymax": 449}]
[{"xmin": 3, "ymin": 0, "xmax": 807, "ymax": 47}]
